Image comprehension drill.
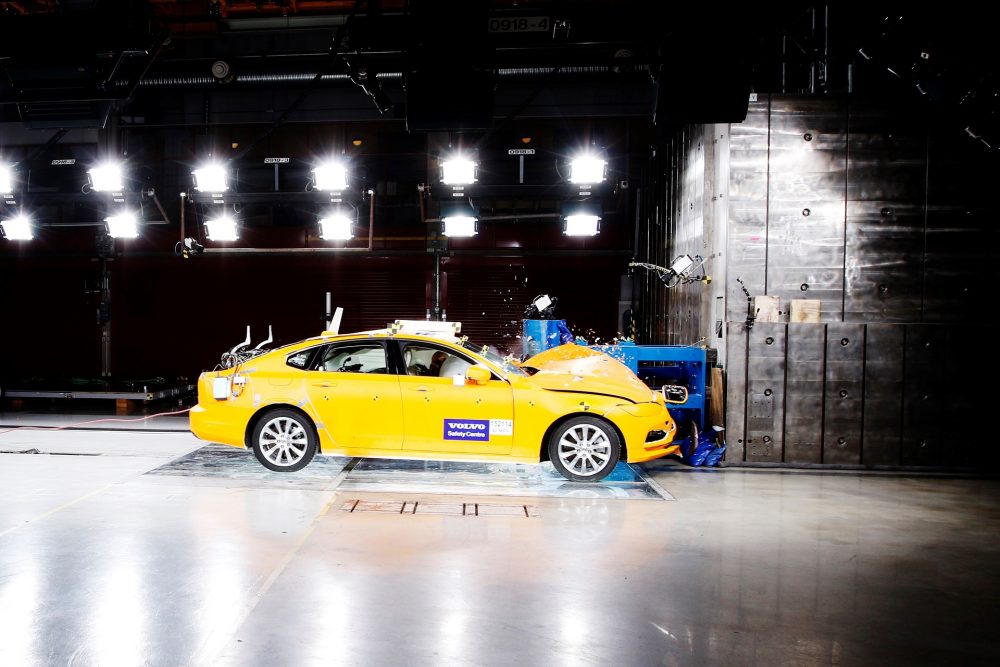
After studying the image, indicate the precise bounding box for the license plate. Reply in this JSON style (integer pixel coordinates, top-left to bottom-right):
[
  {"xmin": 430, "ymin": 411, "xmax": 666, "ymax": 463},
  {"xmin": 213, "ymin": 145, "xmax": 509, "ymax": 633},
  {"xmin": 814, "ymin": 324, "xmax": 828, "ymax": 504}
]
[{"xmin": 488, "ymin": 16, "xmax": 549, "ymax": 33}]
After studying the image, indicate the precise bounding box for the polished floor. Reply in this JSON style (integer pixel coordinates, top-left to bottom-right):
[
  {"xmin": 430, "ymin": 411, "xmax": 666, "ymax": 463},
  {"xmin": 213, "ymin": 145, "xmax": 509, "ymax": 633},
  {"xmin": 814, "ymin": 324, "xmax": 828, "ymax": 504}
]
[{"xmin": 0, "ymin": 424, "xmax": 998, "ymax": 666}]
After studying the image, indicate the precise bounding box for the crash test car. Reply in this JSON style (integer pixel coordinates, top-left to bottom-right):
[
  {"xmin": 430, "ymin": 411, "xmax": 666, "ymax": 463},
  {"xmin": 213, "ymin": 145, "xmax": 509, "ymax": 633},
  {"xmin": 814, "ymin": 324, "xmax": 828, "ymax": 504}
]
[{"xmin": 190, "ymin": 320, "xmax": 685, "ymax": 482}]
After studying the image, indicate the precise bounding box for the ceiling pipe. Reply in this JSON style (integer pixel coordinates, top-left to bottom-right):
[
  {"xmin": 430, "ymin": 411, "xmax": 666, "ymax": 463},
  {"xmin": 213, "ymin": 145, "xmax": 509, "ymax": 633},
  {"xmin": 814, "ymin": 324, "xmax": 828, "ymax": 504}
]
[{"xmin": 127, "ymin": 65, "xmax": 641, "ymax": 89}]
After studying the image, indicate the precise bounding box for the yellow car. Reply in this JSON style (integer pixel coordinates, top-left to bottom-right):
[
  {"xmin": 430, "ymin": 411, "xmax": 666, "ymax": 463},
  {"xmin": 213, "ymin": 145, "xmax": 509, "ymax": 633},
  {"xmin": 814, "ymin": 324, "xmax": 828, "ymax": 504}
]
[{"xmin": 189, "ymin": 321, "xmax": 684, "ymax": 482}]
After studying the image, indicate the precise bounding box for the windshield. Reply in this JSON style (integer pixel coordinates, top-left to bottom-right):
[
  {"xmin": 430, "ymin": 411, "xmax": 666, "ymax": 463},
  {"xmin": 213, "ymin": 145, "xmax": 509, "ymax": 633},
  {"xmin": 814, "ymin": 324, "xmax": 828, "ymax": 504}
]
[{"xmin": 460, "ymin": 340, "xmax": 527, "ymax": 377}]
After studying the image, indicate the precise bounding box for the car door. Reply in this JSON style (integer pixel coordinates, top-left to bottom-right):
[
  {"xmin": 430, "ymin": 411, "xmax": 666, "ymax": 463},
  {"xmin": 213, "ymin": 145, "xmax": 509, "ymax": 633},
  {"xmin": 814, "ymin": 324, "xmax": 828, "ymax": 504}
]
[
  {"xmin": 304, "ymin": 341, "xmax": 404, "ymax": 451},
  {"xmin": 395, "ymin": 340, "xmax": 514, "ymax": 455}
]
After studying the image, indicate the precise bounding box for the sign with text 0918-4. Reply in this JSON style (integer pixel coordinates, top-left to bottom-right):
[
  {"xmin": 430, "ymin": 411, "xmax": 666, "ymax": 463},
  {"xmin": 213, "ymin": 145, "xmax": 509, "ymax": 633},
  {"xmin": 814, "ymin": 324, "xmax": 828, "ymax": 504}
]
[{"xmin": 488, "ymin": 16, "xmax": 549, "ymax": 33}]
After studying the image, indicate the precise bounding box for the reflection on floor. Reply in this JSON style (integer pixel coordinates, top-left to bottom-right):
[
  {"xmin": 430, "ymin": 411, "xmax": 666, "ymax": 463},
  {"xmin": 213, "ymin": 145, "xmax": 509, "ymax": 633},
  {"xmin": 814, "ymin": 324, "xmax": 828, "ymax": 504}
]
[
  {"xmin": 2, "ymin": 429, "xmax": 999, "ymax": 666},
  {"xmin": 146, "ymin": 445, "xmax": 671, "ymax": 500},
  {"xmin": 339, "ymin": 458, "xmax": 672, "ymax": 500}
]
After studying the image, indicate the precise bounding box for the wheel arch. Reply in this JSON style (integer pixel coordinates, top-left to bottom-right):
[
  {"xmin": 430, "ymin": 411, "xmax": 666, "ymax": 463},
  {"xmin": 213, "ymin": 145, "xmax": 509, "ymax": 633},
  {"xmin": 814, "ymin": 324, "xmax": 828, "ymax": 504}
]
[
  {"xmin": 245, "ymin": 404, "xmax": 321, "ymax": 452},
  {"xmin": 538, "ymin": 412, "xmax": 627, "ymax": 463}
]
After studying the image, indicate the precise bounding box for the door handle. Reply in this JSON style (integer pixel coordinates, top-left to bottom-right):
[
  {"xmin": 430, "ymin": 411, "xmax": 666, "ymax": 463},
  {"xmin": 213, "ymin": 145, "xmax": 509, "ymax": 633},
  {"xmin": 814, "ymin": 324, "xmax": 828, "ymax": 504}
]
[
  {"xmin": 312, "ymin": 382, "xmax": 336, "ymax": 388},
  {"xmin": 415, "ymin": 386, "xmax": 431, "ymax": 392}
]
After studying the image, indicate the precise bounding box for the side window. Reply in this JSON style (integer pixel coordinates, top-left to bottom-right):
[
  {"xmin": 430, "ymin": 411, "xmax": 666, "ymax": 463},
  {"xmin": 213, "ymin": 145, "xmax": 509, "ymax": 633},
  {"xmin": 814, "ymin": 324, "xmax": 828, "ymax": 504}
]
[
  {"xmin": 401, "ymin": 344, "xmax": 475, "ymax": 378},
  {"xmin": 286, "ymin": 349, "xmax": 314, "ymax": 370},
  {"xmin": 313, "ymin": 343, "xmax": 388, "ymax": 374}
]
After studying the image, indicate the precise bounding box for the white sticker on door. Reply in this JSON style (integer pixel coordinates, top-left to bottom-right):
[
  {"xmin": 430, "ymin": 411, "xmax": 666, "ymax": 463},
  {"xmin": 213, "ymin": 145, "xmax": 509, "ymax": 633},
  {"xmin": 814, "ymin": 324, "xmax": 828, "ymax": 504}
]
[{"xmin": 490, "ymin": 419, "xmax": 514, "ymax": 436}]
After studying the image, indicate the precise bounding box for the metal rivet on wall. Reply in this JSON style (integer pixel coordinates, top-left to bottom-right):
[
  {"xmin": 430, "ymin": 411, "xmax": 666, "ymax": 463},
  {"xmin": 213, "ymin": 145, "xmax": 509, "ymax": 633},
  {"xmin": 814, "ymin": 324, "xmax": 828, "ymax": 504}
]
[
  {"xmin": 800, "ymin": 284, "xmax": 809, "ymax": 291},
  {"xmin": 837, "ymin": 437, "xmax": 847, "ymax": 446},
  {"xmin": 839, "ymin": 390, "xmax": 848, "ymax": 398},
  {"xmin": 765, "ymin": 337, "xmax": 774, "ymax": 345},
  {"xmin": 840, "ymin": 337, "xmax": 849, "ymax": 346},
  {"xmin": 802, "ymin": 208, "xmax": 811, "ymax": 216},
  {"xmin": 764, "ymin": 388, "xmax": 773, "ymax": 396},
  {"xmin": 881, "ymin": 207, "xmax": 893, "ymax": 217},
  {"xmin": 803, "ymin": 132, "xmax": 813, "ymax": 141},
  {"xmin": 878, "ymin": 284, "xmax": 888, "ymax": 294},
  {"xmin": 763, "ymin": 436, "xmax": 772, "ymax": 443}
]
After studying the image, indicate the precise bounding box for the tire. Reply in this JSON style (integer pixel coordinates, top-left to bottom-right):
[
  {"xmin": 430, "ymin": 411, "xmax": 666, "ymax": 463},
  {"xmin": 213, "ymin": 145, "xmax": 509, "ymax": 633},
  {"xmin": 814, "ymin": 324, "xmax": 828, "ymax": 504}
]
[
  {"xmin": 251, "ymin": 409, "xmax": 318, "ymax": 472},
  {"xmin": 548, "ymin": 416, "xmax": 621, "ymax": 482}
]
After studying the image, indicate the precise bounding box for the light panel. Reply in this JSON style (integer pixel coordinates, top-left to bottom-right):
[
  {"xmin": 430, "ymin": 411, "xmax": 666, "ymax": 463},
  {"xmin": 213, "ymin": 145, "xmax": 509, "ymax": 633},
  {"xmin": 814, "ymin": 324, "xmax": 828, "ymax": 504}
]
[
  {"xmin": 193, "ymin": 163, "xmax": 228, "ymax": 193},
  {"xmin": 313, "ymin": 161, "xmax": 348, "ymax": 192},
  {"xmin": 442, "ymin": 215, "xmax": 477, "ymax": 237},
  {"xmin": 564, "ymin": 214, "xmax": 600, "ymax": 236},
  {"xmin": 0, "ymin": 164, "xmax": 13, "ymax": 195},
  {"xmin": 205, "ymin": 215, "xmax": 238, "ymax": 241},
  {"xmin": 318, "ymin": 213, "xmax": 353, "ymax": 240},
  {"xmin": 1, "ymin": 215, "xmax": 34, "ymax": 241},
  {"xmin": 88, "ymin": 163, "xmax": 125, "ymax": 192},
  {"xmin": 569, "ymin": 154, "xmax": 606, "ymax": 184},
  {"xmin": 105, "ymin": 212, "xmax": 139, "ymax": 239},
  {"xmin": 441, "ymin": 157, "xmax": 477, "ymax": 185}
]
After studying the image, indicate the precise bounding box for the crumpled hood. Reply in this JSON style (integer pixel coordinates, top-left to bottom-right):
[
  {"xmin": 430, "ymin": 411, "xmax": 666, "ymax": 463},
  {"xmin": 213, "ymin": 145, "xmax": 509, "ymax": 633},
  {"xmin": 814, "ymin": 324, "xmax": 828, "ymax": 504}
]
[{"xmin": 520, "ymin": 344, "xmax": 656, "ymax": 404}]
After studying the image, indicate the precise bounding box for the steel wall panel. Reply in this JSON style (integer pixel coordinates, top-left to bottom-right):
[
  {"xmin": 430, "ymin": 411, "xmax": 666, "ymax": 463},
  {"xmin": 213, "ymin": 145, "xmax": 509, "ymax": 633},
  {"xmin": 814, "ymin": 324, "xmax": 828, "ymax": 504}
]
[
  {"xmin": 783, "ymin": 324, "xmax": 826, "ymax": 463},
  {"xmin": 923, "ymin": 207, "xmax": 993, "ymax": 323},
  {"xmin": 746, "ymin": 323, "xmax": 786, "ymax": 462},
  {"xmin": 902, "ymin": 324, "xmax": 948, "ymax": 465},
  {"xmin": 725, "ymin": 322, "xmax": 749, "ymax": 461},
  {"xmin": 862, "ymin": 324, "xmax": 904, "ymax": 466},
  {"xmin": 843, "ymin": 201, "xmax": 924, "ymax": 322},
  {"xmin": 763, "ymin": 98, "xmax": 847, "ymax": 323},
  {"xmin": 766, "ymin": 203, "xmax": 846, "ymax": 321},
  {"xmin": 942, "ymin": 325, "xmax": 978, "ymax": 467},
  {"xmin": 727, "ymin": 205, "xmax": 768, "ymax": 323},
  {"xmin": 823, "ymin": 323, "xmax": 865, "ymax": 464}
]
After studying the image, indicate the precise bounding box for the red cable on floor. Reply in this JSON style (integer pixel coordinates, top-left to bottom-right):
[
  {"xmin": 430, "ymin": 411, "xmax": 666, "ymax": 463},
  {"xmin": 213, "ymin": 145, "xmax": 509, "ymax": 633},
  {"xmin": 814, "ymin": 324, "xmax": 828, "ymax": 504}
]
[{"xmin": 0, "ymin": 407, "xmax": 192, "ymax": 437}]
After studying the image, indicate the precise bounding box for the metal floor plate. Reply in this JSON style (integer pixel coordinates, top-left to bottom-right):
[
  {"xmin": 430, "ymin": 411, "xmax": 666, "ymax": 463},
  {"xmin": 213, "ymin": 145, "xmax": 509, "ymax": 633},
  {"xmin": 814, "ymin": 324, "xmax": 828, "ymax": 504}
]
[
  {"xmin": 146, "ymin": 446, "xmax": 672, "ymax": 500},
  {"xmin": 145, "ymin": 444, "xmax": 350, "ymax": 488},
  {"xmin": 338, "ymin": 459, "xmax": 673, "ymax": 500}
]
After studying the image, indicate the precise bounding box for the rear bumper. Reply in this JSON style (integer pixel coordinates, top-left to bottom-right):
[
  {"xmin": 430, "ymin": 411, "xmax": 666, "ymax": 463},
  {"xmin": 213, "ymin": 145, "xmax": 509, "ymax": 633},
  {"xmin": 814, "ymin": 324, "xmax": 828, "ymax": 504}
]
[{"xmin": 189, "ymin": 404, "xmax": 245, "ymax": 449}]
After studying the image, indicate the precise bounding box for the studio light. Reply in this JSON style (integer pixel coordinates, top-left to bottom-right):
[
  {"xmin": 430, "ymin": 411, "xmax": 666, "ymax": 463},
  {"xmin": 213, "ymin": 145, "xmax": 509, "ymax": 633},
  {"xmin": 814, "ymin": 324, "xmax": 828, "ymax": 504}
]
[
  {"xmin": 0, "ymin": 164, "xmax": 13, "ymax": 195},
  {"xmin": 88, "ymin": 162, "xmax": 125, "ymax": 192},
  {"xmin": 564, "ymin": 213, "xmax": 600, "ymax": 237},
  {"xmin": 1, "ymin": 215, "xmax": 34, "ymax": 241},
  {"xmin": 193, "ymin": 163, "xmax": 229, "ymax": 193},
  {"xmin": 569, "ymin": 154, "xmax": 606, "ymax": 184},
  {"xmin": 318, "ymin": 212, "xmax": 353, "ymax": 240},
  {"xmin": 205, "ymin": 215, "xmax": 238, "ymax": 241},
  {"xmin": 442, "ymin": 215, "xmax": 477, "ymax": 237},
  {"xmin": 105, "ymin": 211, "xmax": 139, "ymax": 239},
  {"xmin": 313, "ymin": 161, "xmax": 348, "ymax": 192},
  {"xmin": 441, "ymin": 155, "xmax": 477, "ymax": 185}
]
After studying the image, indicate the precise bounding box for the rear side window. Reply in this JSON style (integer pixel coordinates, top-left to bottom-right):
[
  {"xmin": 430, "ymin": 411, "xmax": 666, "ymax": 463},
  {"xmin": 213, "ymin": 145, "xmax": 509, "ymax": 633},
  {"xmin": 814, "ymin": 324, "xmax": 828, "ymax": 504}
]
[{"xmin": 286, "ymin": 349, "xmax": 314, "ymax": 369}]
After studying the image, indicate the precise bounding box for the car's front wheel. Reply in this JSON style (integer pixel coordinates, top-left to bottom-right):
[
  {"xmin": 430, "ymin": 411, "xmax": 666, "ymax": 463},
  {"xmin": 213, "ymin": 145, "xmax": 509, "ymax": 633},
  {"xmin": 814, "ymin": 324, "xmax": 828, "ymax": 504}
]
[
  {"xmin": 251, "ymin": 409, "xmax": 318, "ymax": 472},
  {"xmin": 548, "ymin": 416, "xmax": 621, "ymax": 482}
]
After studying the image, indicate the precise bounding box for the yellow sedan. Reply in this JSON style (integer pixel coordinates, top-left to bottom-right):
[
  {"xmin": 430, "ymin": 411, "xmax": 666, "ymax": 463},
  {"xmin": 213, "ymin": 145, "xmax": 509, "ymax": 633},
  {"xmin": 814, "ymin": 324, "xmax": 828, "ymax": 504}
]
[{"xmin": 190, "ymin": 326, "xmax": 683, "ymax": 482}]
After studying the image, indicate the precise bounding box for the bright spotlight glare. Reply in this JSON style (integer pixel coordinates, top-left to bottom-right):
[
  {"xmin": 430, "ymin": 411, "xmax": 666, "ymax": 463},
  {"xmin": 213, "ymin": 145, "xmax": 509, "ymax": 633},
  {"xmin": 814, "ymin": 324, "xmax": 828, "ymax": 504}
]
[
  {"xmin": 318, "ymin": 213, "xmax": 353, "ymax": 240},
  {"xmin": 1, "ymin": 215, "xmax": 34, "ymax": 241},
  {"xmin": 569, "ymin": 155, "xmax": 606, "ymax": 184},
  {"xmin": 193, "ymin": 163, "xmax": 228, "ymax": 193},
  {"xmin": 564, "ymin": 214, "xmax": 600, "ymax": 236},
  {"xmin": 88, "ymin": 163, "xmax": 125, "ymax": 192},
  {"xmin": 0, "ymin": 164, "xmax": 13, "ymax": 195},
  {"xmin": 441, "ymin": 157, "xmax": 477, "ymax": 185},
  {"xmin": 205, "ymin": 215, "xmax": 238, "ymax": 241},
  {"xmin": 442, "ymin": 215, "xmax": 477, "ymax": 237},
  {"xmin": 313, "ymin": 161, "xmax": 348, "ymax": 192},
  {"xmin": 105, "ymin": 212, "xmax": 139, "ymax": 239}
]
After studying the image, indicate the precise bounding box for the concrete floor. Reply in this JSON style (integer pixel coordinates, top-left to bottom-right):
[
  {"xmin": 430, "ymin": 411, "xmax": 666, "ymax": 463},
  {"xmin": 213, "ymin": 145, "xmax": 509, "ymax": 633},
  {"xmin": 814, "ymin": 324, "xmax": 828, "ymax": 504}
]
[{"xmin": 0, "ymin": 425, "xmax": 998, "ymax": 666}]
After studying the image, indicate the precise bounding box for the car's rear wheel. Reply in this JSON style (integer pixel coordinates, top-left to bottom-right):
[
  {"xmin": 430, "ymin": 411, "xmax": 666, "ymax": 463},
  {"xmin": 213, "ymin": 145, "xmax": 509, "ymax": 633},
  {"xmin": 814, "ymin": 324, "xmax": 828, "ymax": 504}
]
[
  {"xmin": 251, "ymin": 409, "xmax": 317, "ymax": 472},
  {"xmin": 548, "ymin": 416, "xmax": 621, "ymax": 482}
]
